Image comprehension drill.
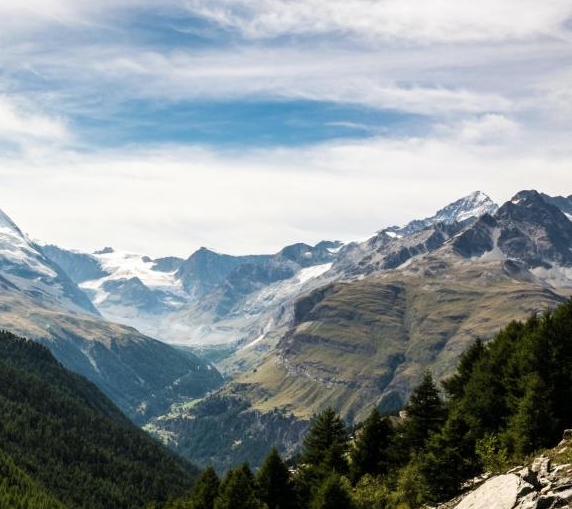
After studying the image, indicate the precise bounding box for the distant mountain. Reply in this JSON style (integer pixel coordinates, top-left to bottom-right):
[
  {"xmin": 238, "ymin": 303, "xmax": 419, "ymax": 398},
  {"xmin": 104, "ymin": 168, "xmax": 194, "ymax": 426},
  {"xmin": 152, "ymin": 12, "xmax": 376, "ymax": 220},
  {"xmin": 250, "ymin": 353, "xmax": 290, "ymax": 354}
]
[
  {"xmin": 540, "ymin": 192, "xmax": 572, "ymax": 218},
  {"xmin": 43, "ymin": 240, "xmax": 342, "ymax": 348},
  {"xmin": 0, "ymin": 330, "xmax": 196, "ymax": 508},
  {"xmin": 176, "ymin": 247, "xmax": 271, "ymax": 298},
  {"xmin": 386, "ymin": 190, "xmax": 498, "ymax": 236},
  {"xmin": 0, "ymin": 210, "xmax": 99, "ymax": 316},
  {"xmin": 146, "ymin": 189, "xmax": 572, "ymax": 470},
  {"xmin": 453, "ymin": 190, "xmax": 572, "ymax": 268},
  {"xmin": 0, "ymin": 208, "xmax": 223, "ymax": 422}
]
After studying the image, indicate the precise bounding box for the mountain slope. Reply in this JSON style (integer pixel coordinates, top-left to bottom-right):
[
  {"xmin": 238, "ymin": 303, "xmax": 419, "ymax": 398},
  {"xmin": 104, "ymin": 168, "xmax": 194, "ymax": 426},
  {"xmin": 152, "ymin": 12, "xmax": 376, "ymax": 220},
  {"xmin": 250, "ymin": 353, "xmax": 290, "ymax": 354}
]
[
  {"xmin": 147, "ymin": 190, "xmax": 572, "ymax": 470},
  {"xmin": 0, "ymin": 447, "xmax": 66, "ymax": 509},
  {"xmin": 0, "ymin": 208, "xmax": 223, "ymax": 422},
  {"xmin": 0, "ymin": 210, "xmax": 99, "ymax": 316},
  {"xmin": 0, "ymin": 330, "xmax": 197, "ymax": 508}
]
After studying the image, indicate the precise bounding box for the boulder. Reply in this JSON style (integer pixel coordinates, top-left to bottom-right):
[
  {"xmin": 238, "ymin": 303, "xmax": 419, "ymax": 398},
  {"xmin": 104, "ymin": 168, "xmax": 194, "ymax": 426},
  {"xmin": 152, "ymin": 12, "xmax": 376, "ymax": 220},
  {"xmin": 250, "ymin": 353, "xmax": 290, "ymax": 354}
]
[{"xmin": 454, "ymin": 474, "xmax": 522, "ymax": 509}]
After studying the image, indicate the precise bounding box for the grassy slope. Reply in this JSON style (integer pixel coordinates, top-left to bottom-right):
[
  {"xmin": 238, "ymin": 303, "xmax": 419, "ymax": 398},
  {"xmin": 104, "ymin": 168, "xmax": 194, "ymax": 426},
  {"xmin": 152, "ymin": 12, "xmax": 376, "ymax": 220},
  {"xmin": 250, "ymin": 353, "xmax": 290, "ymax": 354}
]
[{"xmin": 236, "ymin": 257, "xmax": 568, "ymax": 423}]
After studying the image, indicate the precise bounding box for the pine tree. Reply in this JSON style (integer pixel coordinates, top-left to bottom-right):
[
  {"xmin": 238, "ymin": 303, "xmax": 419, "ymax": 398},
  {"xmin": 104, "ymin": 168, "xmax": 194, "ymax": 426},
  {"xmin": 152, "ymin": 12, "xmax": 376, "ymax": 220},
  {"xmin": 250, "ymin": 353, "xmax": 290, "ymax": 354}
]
[
  {"xmin": 214, "ymin": 464, "xmax": 263, "ymax": 509},
  {"xmin": 349, "ymin": 409, "xmax": 392, "ymax": 482},
  {"xmin": 401, "ymin": 372, "xmax": 446, "ymax": 452},
  {"xmin": 300, "ymin": 408, "xmax": 349, "ymax": 473},
  {"xmin": 256, "ymin": 447, "xmax": 295, "ymax": 509},
  {"xmin": 442, "ymin": 338, "xmax": 486, "ymax": 400},
  {"xmin": 310, "ymin": 474, "xmax": 353, "ymax": 509},
  {"xmin": 507, "ymin": 374, "xmax": 555, "ymax": 455},
  {"xmin": 188, "ymin": 467, "xmax": 220, "ymax": 509}
]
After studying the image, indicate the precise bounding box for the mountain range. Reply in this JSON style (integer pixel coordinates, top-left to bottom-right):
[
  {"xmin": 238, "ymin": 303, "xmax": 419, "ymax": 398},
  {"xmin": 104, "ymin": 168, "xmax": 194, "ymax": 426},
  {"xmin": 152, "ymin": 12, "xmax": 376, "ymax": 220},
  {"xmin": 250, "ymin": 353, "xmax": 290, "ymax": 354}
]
[
  {"xmin": 0, "ymin": 211, "xmax": 222, "ymax": 423},
  {"xmin": 1, "ymin": 189, "xmax": 572, "ymax": 471}
]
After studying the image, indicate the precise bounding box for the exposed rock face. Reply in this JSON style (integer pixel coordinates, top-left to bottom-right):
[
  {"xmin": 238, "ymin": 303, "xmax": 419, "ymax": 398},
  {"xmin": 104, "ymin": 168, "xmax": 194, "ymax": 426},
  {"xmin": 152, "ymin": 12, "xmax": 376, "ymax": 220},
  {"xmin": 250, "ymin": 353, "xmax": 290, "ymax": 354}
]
[
  {"xmin": 454, "ymin": 474, "xmax": 526, "ymax": 509},
  {"xmin": 446, "ymin": 431, "xmax": 572, "ymax": 509}
]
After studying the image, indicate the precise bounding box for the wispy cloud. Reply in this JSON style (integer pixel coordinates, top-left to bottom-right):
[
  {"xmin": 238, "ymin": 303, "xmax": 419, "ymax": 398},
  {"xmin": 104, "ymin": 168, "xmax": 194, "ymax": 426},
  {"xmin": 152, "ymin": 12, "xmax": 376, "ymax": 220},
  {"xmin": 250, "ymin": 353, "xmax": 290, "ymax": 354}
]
[
  {"xmin": 0, "ymin": 1, "xmax": 569, "ymax": 255},
  {"xmin": 0, "ymin": 95, "xmax": 69, "ymax": 146},
  {"xmin": 184, "ymin": 0, "xmax": 572, "ymax": 43},
  {"xmin": 1, "ymin": 127, "xmax": 571, "ymax": 257}
]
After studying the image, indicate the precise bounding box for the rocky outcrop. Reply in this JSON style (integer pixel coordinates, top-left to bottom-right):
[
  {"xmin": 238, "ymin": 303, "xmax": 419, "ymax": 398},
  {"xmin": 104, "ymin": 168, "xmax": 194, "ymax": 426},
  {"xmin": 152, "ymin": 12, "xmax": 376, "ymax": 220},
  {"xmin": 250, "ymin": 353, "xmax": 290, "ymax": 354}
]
[{"xmin": 442, "ymin": 430, "xmax": 572, "ymax": 509}]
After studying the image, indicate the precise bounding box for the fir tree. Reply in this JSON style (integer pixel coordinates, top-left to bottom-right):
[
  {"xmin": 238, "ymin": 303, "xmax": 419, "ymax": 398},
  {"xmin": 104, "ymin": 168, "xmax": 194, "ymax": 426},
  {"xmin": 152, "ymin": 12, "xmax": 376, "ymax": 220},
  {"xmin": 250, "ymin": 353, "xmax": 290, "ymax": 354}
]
[
  {"xmin": 349, "ymin": 408, "xmax": 392, "ymax": 482},
  {"xmin": 442, "ymin": 338, "xmax": 486, "ymax": 400},
  {"xmin": 300, "ymin": 408, "xmax": 349, "ymax": 473},
  {"xmin": 310, "ymin": 474, "xmax": 353, "ymax": 509},
  {"xmin": 256, "ymin": 447, "xmax": 295, "ymax": 509},
  {"xmin": 214, "ymin": 463, "xmax": 263, "ymax": 509},
  {"xmin": 401, "ymin": 372, "xmax": 446, "ymax": 452},
  {"xmin": 189, "ymin": 467, "xmax": 220, "ymax": 509}
]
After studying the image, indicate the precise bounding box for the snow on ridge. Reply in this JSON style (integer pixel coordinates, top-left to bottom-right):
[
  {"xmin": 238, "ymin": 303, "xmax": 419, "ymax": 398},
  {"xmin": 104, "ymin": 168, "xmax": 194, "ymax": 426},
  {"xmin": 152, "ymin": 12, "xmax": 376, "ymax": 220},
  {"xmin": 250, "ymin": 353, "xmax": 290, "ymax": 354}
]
[
  {"xmin": 91, "ymin": 250, "xmax": 182, "ymax": 291},
  {"xmin": 296, "ymin": 263, "xmax": 332, "ymax": 284}
]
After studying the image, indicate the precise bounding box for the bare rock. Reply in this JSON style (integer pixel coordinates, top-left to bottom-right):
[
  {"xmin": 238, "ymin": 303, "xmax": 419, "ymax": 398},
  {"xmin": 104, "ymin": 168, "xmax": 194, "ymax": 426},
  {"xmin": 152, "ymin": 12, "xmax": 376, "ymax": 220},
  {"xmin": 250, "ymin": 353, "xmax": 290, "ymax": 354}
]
[
  {"xmin": 532, "ymin": 456, "xmax": 552, "ymax": 477},
  {"xmin": 454, "ymin": 474, "xmax": 522, "ymax": 509}
]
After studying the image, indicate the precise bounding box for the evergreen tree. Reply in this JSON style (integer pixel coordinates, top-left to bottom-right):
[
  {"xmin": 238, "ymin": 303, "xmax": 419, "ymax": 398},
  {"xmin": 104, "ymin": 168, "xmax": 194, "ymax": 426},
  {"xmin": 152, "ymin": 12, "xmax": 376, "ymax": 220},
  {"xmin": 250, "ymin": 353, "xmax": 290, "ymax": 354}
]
[
  {"xmin": 310, "ymin": 474, "xmax": 353, "ymax": 509},
  {"xmin": 189, "ymin": 467, "xmax": 220, "ymax": 509},
  {"xmin": 214, "ymin": 463, "xmax": 263, "ymax": 509},
  {"xmin": 401, "ymin": 372, "xmax": 446, "ymax": 452},
  {"xmin": 300, "ymin": 408, "xmax": 349, "ymax": 473},
  {"xmin": 256, "ymin": 447, "xmax": 295, "ymax": 509},
  {"xmin": 442, "ymin": 338, "xmax": 486, "ymax": 400},
  {"xmin": 507, "ymin": 374, "xmax": 555, "ymax": 455},
  {"xmin": 349, "ymin": 409, "xmax": 392, "ymax": 482}
]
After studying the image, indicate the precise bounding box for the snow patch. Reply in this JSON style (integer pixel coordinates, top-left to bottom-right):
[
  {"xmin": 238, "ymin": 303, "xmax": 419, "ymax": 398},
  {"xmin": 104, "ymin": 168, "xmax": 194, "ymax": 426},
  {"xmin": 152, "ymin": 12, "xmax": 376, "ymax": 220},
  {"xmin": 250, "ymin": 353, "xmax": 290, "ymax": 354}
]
[{"xmin": 296, "ymin": 263, "xmax": 332, "ymax": 284}]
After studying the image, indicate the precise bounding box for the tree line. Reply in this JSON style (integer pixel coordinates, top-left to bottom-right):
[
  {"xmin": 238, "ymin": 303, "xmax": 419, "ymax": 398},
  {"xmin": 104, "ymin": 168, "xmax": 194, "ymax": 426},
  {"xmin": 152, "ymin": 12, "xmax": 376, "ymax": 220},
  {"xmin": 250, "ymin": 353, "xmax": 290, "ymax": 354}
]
[{"xmin": 155, "ymin": 298, "xmax": 572, "ymax": 509}]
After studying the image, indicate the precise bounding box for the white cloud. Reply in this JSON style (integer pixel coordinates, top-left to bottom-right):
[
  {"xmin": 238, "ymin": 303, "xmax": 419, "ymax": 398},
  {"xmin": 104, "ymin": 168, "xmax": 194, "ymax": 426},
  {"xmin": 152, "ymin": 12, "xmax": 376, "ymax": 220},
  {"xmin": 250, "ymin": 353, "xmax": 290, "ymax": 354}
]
[
  {"xmin": 437, "ymin": 114, "xmax": 521, "ymax": 143},
  {"xmin": 0, "ymin": 95, "xmax": 69, "ymax": 144},
  {"xmin": 184, "ymin": 0, "xmax": 572, "ymax": 43},
  {"xmin": 53, "ymin": 46, "xmax": 513, "ymax": 116},
  {"xmin": 0, "ymin": 129, "xmax": 570, "ymax": 257}
]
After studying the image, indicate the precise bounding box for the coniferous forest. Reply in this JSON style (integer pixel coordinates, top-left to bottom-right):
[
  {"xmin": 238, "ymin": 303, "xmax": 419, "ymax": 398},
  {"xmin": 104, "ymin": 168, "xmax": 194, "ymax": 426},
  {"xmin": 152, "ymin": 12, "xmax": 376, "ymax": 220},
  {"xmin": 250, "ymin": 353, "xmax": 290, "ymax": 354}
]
[
  {"xmin": 2, "ymin": 298, "xmax": 572, "ymax": 508},
  {"xmin": 153, "ymin": 298, "xmax": 572, "ymax": 509}
]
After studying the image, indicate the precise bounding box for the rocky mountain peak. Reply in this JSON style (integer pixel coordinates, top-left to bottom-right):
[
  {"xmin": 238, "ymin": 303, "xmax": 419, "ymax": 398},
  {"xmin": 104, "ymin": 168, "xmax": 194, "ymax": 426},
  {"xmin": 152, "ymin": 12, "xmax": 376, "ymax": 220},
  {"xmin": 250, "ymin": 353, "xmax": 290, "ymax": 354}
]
[
  {"xmin": 388, "ymin": 191, "xmax": 498, "ymax": 238},
  {"xmin": 432, "ymin": 190, "xmax": 498, "ymax": 224},
  {"xmin": 0, "ymin": 208, "xmax": 23, "ymax": 235}
]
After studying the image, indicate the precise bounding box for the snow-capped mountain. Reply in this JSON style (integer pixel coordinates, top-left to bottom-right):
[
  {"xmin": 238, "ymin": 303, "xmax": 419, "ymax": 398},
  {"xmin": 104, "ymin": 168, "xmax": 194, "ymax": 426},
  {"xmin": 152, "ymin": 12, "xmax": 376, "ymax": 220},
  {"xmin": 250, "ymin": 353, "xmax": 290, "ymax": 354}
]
[
  {"xmin": 0, "ymin": 209, "xmax": 98, "ymax": 315},
  {"xmin": 0, "ymin": 208, "xmax": 223, "ymax": 422},
  {"xmin": 331, "ymin": 191, "xmax": 498, "ymax": 277},
  {"xmin": 39, "ymin": 192, "xmax": 502, "ymax": 352},
  {"xmin": 386, "ymin": 190, "xmax": 498, "ymax": 237},
  {"xmin": 42, "ymin": 241, "xmax": 343, "ymax": 345},
  {"xmin": 452, "ymin": 190, "xmax": 572, "ymax": 271}
]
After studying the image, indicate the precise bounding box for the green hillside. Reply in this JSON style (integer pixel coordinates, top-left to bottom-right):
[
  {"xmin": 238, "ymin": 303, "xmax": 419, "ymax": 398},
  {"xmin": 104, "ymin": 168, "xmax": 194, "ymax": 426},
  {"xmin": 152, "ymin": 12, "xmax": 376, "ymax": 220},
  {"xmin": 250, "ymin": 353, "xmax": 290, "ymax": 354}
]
[
  {"xmin": 0, "ymin": 330, "xmax": 197, "ymax": 509},
  {"xmin": 0, "ymin": 447, "xmax": 65, "ymax": 509}
]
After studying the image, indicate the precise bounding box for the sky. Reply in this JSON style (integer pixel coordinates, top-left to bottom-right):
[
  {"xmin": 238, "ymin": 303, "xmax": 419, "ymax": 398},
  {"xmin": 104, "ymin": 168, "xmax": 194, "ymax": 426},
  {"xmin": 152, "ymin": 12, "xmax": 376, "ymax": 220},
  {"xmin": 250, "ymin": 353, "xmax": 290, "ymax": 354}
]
[{"xmin": 0, "ymin": 1, "xmax": 571, "ymax": 257}]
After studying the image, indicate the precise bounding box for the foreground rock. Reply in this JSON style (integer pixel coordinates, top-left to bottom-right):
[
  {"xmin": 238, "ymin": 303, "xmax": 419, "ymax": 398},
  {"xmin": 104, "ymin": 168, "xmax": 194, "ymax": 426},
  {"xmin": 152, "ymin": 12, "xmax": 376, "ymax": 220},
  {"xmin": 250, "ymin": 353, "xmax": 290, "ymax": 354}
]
[{"xmin": 437, "ymin": 430, "xmax": 572, "ymax": 509}]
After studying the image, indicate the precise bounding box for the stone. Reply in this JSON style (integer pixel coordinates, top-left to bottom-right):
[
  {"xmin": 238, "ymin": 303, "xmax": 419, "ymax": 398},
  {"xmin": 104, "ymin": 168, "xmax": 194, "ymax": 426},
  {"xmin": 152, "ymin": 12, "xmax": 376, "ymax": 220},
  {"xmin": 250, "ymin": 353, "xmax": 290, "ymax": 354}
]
[
  {"xmin": 519, "ymin": 467, "xmax": 541, "ymax": 489},
  {"xmin": 454, "ymin": 474, "xmax": 521, "ymax": 509},
  {"xmin": 534, "ymin": 495, "xmax": 559, "ymax": 509},
  {"xmin": 562, "ymin": 429, "xmax": 572, "ymax": 442},
  {"xmin": 532, "ymin": 457, "xmax": 552, "ymax": 477}
]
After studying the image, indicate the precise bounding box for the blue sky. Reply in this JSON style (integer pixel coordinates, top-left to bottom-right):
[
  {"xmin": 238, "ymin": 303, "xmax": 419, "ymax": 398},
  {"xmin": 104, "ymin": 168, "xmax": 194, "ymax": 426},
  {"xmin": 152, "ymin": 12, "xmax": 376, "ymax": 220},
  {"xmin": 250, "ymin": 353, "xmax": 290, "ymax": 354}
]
[{"xmin": 0, "ymin": 1, "xmax": 571, "ymax": 256}]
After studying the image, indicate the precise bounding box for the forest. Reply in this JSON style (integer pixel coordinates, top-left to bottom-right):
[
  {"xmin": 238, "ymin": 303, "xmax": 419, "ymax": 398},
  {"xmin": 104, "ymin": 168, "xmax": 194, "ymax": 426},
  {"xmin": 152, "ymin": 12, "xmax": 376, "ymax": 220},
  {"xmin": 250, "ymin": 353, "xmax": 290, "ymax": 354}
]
[
  {"xmin": 1, "ymin": 298, "xmax": 572, "ymax": 508},
  {"xmin": 154, "ymin": 298, "xmax": 572, "ymax": 509}
]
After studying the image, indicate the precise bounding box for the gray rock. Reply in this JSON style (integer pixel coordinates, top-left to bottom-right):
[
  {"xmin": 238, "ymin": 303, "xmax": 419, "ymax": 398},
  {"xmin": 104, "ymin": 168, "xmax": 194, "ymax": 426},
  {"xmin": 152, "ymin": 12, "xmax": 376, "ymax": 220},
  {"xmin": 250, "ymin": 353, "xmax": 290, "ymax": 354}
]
[
  {"xmin": 532, "ymin": 457, "xmax": 552, "ymax": 477},
  {"xmin": 454, "ymin": 474, "xmax": 522, "ymax": 509}
]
